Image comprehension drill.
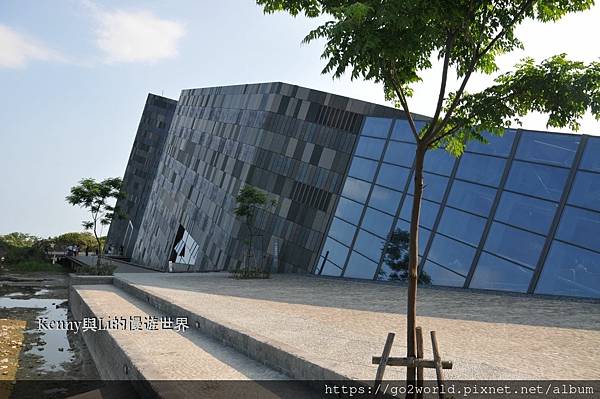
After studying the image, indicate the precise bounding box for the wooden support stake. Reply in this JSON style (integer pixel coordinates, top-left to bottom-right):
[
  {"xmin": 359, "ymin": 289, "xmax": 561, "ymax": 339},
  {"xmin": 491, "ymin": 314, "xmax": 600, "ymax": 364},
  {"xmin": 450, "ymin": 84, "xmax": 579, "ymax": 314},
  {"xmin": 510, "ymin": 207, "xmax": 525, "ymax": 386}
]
[
  {"xmin": 416, "ymin": 327, "xmax": 424, "ymax": 399},
  {"xmin": 371, "ymin": 357, "xmax": 452, "ymax": 369},
  {"xmin": 375, "ymin": 332, "xmax": 395, "ymax": 384},
  {"xmin": 430, "ymin": 331, "xmax": 445, "ymax": 399}
]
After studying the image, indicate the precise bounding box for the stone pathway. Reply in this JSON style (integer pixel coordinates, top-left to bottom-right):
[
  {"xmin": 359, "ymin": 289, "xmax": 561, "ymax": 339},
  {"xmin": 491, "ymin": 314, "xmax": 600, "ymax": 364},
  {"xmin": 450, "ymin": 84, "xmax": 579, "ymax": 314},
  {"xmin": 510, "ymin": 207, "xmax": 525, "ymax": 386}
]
[{"xmin": 115, "ymin": 273, "xmax": 600, "ymax": 380}]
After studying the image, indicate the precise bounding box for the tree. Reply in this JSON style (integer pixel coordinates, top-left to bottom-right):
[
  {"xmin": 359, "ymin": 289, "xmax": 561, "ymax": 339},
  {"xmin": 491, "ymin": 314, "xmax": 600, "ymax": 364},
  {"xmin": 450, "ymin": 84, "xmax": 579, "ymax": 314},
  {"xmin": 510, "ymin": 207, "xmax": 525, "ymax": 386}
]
[
  {"xmin": 257, "ymin": 0, "xmax": 600, "ymax": 389},
  {"xmin": 66, "ymin": 178, "xmax": 125, "ymax": 265},
  {"xmin": 54, "ymin": 232, "xmax": 98, "ymax": 251},
  {"xmin": 381, "ymin": 227, "xmax": 431, "ymax": 284},
  {"xmin": 234, "ymin": 185, "xmax": 277, "ymax": 273}
]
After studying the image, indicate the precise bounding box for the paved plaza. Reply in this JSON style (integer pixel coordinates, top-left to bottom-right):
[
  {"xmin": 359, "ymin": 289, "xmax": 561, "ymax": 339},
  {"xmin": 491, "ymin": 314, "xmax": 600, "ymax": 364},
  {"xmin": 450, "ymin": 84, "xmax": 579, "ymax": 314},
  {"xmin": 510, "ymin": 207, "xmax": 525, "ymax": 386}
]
[{"xmin": 114, "ymin": 272, "xmax": 600, "ymax": 380}]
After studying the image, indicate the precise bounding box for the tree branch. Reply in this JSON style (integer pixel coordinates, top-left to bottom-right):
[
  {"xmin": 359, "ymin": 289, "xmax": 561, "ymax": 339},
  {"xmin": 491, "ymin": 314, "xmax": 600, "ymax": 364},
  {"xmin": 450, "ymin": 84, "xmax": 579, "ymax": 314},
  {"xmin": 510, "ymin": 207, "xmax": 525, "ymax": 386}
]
[
  {"xmin": 387, "ymin": 72, "xmax": 421, "ymax": 142},
  {"xmin": 428, "ymin": 33, "xmax": 456, "ymax": 137},
  {"xmin": 425, "ymin": 0, "xmax": 536, "ymax": 142}
]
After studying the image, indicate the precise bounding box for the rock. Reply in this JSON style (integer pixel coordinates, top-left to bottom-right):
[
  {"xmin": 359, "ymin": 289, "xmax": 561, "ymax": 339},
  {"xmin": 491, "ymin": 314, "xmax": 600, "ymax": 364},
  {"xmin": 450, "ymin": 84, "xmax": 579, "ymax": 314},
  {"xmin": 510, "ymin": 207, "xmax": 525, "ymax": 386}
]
[
  {"xmin": 58, "ymin": 348, "xmax": 64, "ymax": 352},
  {"xmin": 2, "ymin": 371, "xmax": 8, "ymax": 375}
]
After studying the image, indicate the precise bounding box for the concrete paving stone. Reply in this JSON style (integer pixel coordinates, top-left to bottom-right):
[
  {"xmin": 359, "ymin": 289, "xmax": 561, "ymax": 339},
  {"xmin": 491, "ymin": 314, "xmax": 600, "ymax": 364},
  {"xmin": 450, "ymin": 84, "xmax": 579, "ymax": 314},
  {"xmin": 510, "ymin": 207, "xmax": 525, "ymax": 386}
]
[{"xmin": 113, "ymin": 272, "xmax": 600, "ymax": 381}]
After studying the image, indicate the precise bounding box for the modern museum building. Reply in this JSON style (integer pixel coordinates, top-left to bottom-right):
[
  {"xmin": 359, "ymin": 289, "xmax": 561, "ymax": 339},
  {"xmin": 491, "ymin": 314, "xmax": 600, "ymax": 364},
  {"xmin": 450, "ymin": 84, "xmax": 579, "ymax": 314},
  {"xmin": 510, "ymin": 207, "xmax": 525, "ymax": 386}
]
[{"xmin": 106, "ymin": 82, "xmax": 600, "ymax": 300}]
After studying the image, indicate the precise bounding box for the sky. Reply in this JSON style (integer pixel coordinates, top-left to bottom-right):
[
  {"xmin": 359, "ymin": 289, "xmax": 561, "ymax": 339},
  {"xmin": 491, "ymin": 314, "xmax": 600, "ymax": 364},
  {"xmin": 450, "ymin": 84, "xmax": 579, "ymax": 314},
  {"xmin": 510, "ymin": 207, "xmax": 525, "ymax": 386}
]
[{"xmin": 0, "ymin": 0, "xmax": 599, "ymax": 238}]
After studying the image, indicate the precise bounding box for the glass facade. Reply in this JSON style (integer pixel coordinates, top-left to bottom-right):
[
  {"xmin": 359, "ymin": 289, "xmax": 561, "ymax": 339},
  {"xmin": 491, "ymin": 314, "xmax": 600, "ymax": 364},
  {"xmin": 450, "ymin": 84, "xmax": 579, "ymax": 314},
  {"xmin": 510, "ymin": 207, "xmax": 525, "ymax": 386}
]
[{"xmin": 315, "ymin": 117, "xmax": 600, "ymax": 299}]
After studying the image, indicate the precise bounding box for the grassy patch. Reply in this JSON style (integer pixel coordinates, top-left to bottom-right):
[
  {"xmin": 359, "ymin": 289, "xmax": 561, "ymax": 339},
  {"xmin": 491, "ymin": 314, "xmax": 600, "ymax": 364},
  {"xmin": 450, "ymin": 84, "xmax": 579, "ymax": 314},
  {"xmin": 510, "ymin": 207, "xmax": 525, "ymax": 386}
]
[
  {"xmin": 0, "ymin": 260, "xmax": 67, "ymax": 273},
  {"xmin": 74, "ymin": 263, "xmax": 117, "ymax": 276}
]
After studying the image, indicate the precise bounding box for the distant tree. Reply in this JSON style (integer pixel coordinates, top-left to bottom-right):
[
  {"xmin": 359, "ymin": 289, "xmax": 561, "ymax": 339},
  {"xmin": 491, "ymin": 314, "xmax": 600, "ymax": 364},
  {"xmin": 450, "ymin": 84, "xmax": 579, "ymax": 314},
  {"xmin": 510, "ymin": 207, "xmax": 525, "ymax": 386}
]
[
  {"xmin": 54, "ymin": 232, "xmax": 98, "ymax": 251},
  {"xmin": 66, "ymin": 178, "xmax": 125, "ymax": 265},
  {"xmin": 257, "ymin": 0, "xmax": 600, "ymax": 389},
  {"xmin": 0, "ymin": 232, "xmax": 45, "ymax": 263},
  {"xmin": 234, "ymin": 185, "xmax": 277, "ymax": 273}
]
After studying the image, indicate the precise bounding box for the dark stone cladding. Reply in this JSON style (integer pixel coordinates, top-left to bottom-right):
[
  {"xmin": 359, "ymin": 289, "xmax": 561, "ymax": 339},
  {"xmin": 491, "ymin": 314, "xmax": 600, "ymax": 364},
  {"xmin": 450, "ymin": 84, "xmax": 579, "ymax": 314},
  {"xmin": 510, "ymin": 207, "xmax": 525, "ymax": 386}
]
[
  {"xmin": 106, "ymin": 93, "xmax": 178, "ymax": 256},
  {"xmin": 129, "ymin": 82, "xmax": 426, "ymax": 272}
]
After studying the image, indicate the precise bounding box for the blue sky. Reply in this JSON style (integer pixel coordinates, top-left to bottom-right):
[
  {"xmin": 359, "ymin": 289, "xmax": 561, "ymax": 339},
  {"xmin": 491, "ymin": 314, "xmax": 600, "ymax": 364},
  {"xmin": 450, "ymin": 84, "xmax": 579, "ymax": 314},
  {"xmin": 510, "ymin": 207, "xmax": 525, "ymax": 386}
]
[{"xmin": 1, "ymin": 0, "xmax": 599, "ymax": 237}]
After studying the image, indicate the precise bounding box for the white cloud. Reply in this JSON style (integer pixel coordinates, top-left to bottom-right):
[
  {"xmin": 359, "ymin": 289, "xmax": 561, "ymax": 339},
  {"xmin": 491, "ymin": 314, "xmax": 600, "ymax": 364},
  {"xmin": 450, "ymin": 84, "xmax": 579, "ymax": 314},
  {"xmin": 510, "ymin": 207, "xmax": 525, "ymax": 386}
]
[
  {"xmin": 0, "ymin": 24, "xmax": 63, "ymax": 68},
  {"xmin": 94, "ymin": 9, "xmax": 185, "ymax": 63}
]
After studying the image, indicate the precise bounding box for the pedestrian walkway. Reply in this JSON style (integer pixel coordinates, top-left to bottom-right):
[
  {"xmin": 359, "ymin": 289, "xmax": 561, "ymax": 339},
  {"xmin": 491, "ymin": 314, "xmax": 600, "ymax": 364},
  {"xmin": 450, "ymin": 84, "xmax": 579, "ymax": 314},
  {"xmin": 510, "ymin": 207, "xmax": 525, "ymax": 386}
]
[{"xmin": 113, "ymin": 272, "xmax": 600, "ymax": 380}]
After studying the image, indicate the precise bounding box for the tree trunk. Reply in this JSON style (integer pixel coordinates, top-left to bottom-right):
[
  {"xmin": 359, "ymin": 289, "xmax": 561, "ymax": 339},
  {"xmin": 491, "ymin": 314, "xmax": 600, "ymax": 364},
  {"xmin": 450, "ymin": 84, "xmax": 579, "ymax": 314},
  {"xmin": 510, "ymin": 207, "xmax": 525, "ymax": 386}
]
[
  {"xmin": 93, "ymin": 221, "xmax": 101, "ymax": 272},
  {"xmin": 406, "ymin": 145, "xmax": 426, "ymax": 396}
]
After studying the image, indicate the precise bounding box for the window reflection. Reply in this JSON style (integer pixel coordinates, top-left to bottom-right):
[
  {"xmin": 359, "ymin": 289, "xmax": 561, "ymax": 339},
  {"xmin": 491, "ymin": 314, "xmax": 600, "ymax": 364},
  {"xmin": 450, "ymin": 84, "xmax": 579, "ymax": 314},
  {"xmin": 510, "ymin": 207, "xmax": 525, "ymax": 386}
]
[
  {"xmin": 319, "ymin": 236, "xmax": 350, "ymax": 267},
  {"xmin": 427, "ymin": 234, "xmax": 475, "ymax": 276},
  {"xmin": 447, "ymin": 180, "xmax": 496, "ymax": 216},
  {"xmin": 377, "ymin": 163, "xmax": 410, "ymax": 191},
  {"xmin": 335, "ymin": 197, "xmax": 363, "ymax": 225},
  {"xmin": 437, "ymin": 207, "xmax": 486, "ymax": 246},
  {"xmin": 355, "ymin": 137, "xmax": 386, "ymax": 160},
  {"xmin": 328, "ymin": 217, "xmax": 356, "ymax": 246},
  {"xmin": 348, "ymin": 156, "xmax": 378, "ymax": 181},
  {"xmin": 384, "ymin": 141, "xmax": 416, "ymax": 167},
  {"xmin": 516, "ymin": 131, "xmax": 579, "ymax": 168},
  {"xmin": 567, "ymin": 170, "xmax": 600, "ymax": 212},
  {"xmin": 369, "ymin": 185, "xmax": 402, "ymax": 215},
  {"xmin": 466, "ymin": 129, "xmax": 515, "ymax": 157},
  {"xmin": 400, "ymin": 195, "xmax": 440, "ymax": 229},
  {"xmin": 341, "ymin": 177, "xmax": 371, "ymax": 203},
  {"xmin": 319, "ymin": 259, "xmax": 343, "ymax": 277},
  {"xmin": 556, "ymin": 206, "xmax": 600, "ymax": 252},
  {"xmin": 354, "ymin": 229, "xmax": 385, "ymax": 262},
  {"xmin": 422, "ymin": 261, "xmax": 464, "ymax": 287},
  {"xmin": 424, "ymin": 149, "xmax": 456, "ymax": 176},
  {"xmin": 361, "ymin": 207, "xmax": 394, "ymax": 238},
  {"xmin": 456, "ymin": 153, "xmax": 506, "ymax": 187},
  {"xmin": 361, "ymin": 117, "xmax": 392, "ymax": 138},
  {"xmin": 483, "ymin": 222, "xmax": 545, "ymax": 268},
  {"xmin": 344, "ymin": 251, "xmax": 378, "ymax": 279},
  {"xmin": 470, "ymin": 252, "xmax": 533, "ymax": 293},
  {"xmin": 505, "ymin": 161, "xmax": 568, "ymax": 201},
  {"xmin": 536, "ymin": 241, "xmax": 600, "ymax": 298},
  {"xmin": 580, "ymin": 138, "xmax": 600, "ymax": 173},
  {"xmin": 494, "ymin": 191, "xmax": 558, "ymax": 235},
  {"xmin": 377, "ymin": 225, "xmax": 431, "ymax": 283},
  {"xmin": 408, "ymin": 173, "xmax": 449, "ymax": 203},
  {"xmin": 390, "ymin": 119, "xmax": 427, "ymax": 143}
]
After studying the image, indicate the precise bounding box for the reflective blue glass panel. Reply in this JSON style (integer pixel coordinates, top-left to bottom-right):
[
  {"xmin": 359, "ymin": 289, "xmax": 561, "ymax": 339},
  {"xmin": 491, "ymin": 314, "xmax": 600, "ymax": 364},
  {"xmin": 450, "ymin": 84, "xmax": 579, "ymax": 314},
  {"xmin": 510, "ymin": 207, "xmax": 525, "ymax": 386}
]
[
  {"xmin": 494, "ymin": 191, "xmax": 558, "ymax": 235},
  {"xmin": 470, "ymin": 252, "xmax": 533, "ymax": 293},
  {"xmin": 394, "ymin": 219, "xmax": 431, "ymax": 256},
  {"xmin": 456, "ymin": 153, "xmax": 506, "ymax": 187},
  {"xmin": 361, "ymin": 207, "xmax": 394, "ymax": 238},
  {"xmin": 361, "ymin": 117, "xmax": 392, "ymax": 138},
  {"xmin": 424, "ymin": 149, "xmax": 456, "ymax": 176},
  {"xmin": 567, "ymin": 171, "xmax": 600, "ymax": 212},
  {"xmin": 516, "ymin": 131, "xmax": 579, "ymax": 168},
  {"xmin": 446, "ymin": 180, "xmax": 496, "ymax": 216},
  {"xmin": 580, "ymin": 137, "xmax": 600, "ymax": 172},
  {"xmin": 390, "ymin": 119, "xmax": 426, "ymax": 143},
  {"xmin": 344, "ymin": 251, "xmax": 378, "ymax": 279},
  {"xmin": 378, "ymin": 224, "xmax": 430, "ymax": 281},
  {"xmin": 369, "ymin": 185, "xmax": 402, "ymax": 215},
  {"xmin": 335, "ymin": 197, "xmax": 363, "ymax": 225},
  {"xmin": 348, "ymin": 156, "xmax": 378, "ymax": 181},
  {"xmin": 320, "ymin": 237, "xmax": 350, "ymax": 267},
  {"xmin": 377, "ymin": 163, "xmax": 410, "ymax": 191},
  {"xmin": 437, "ymin": 207, "xmax": 486, "ymax": 246},
  {"xmin": 319, "ymin": 259, "xmax": 343, "ymax": 277},
  {"xmin": 483, "ymin": 222, "xmax": 544, "ymax": 268},
  {"xmin": 384, "ymin": 141, "xmax": 416, "ymax": 167},
  {"xmin": 466, "ymin": 129, "xmax": 515, "ymax": 157},
  {"xmin": 408, "ymin": 173, "xmax": 449, "ymax": 203},
  {"xmin": 427, "ymin": 234, "xmax": 476, "ymax": 276},
  {"xmin": 328, "ymin": 217, "xmax": 356, "ymax": 246},
  {"xmin": 505, "ymin": 161, "xmax": 568, "ymax": 201},
  {"xmin": 355, "ymin": 137, "xmax": 386, "ymax": 160},
  {"xmin": 400, "ymin": 195, "xmax": 440, "ymax": 229},
  {"xmin": 536, "ymin": 241, "xmax": 600, "ymax": 298},
  {"xmin": 341, "ymin": 177, "xmax": 371, "ymax": 203},
  {"xmin": 556, "ymin": 206, "xmax": 600, "ymax": 252},
  {"xmin": 422, "ymin": 261, "xmax": 466, "ymax": 287},
  {"xmin": 354, "ymin": 229, "xmax": 386, "ymax": 262}
]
